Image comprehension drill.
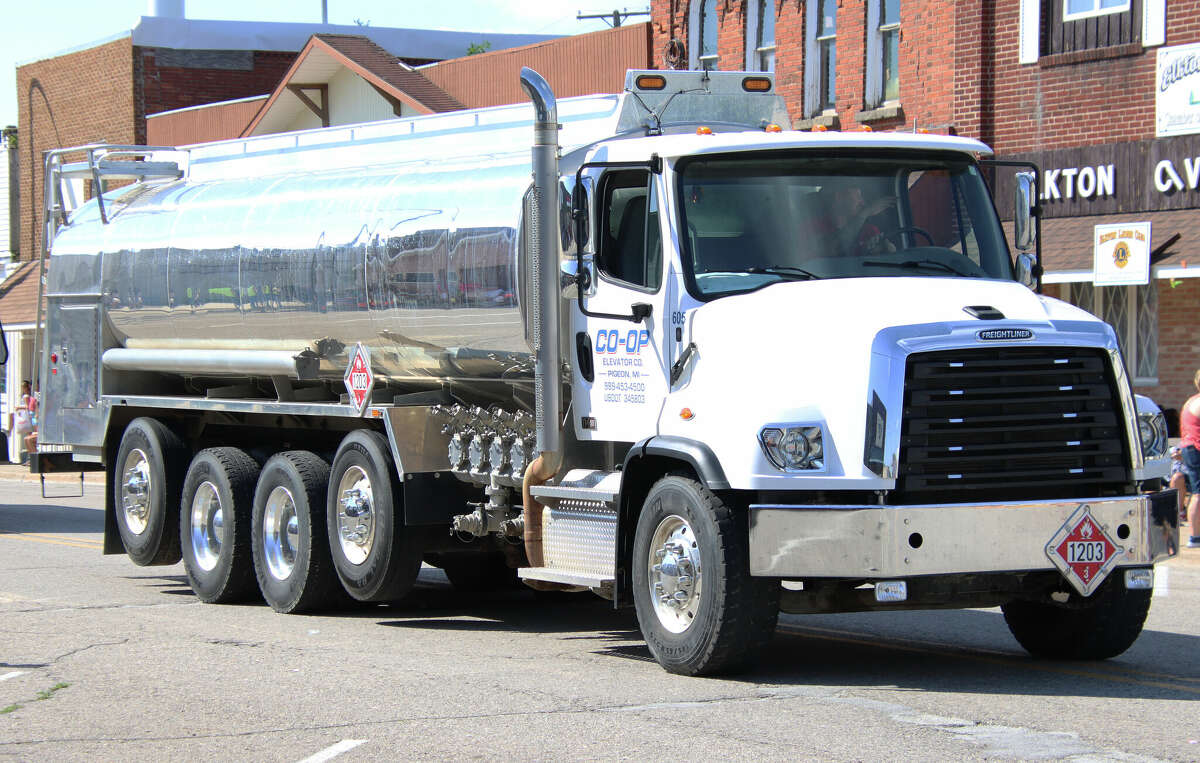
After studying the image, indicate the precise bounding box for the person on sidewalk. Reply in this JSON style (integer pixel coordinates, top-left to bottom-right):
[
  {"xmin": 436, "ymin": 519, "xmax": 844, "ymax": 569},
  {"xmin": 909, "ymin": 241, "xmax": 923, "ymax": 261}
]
[
  {"xmin": 13, "ymin": 380, "xmax": 34, "ymax": 465},
  {"xmin": 1169, "ymin": 446, "xmax": 1192, "ymax": 524},
  {"xmin": 1182, "ymin": 369, "xmax": 1200, "ymax": 549}
]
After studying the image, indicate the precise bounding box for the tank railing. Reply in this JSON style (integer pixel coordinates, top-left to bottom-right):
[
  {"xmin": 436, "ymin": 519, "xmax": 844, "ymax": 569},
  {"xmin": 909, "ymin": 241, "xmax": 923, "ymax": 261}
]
[{"xmin": 51, "ymin": 144, "xmax": 185, "ymax": 225}]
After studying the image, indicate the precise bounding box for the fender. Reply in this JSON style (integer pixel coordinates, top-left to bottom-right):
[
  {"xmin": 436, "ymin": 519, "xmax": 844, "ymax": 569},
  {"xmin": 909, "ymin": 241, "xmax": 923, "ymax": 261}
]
[
  {"xmin": 623, "ymin": 435, "xmax": 730, "ymax": 491},
  {"xmin": 613, "ymin": 436, "xmax": 729, "ymax": 606}
]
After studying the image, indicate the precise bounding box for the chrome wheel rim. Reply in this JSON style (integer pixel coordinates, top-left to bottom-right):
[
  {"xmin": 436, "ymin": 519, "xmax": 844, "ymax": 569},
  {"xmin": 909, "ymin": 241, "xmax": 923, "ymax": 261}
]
[
  {"xmin": 120, "ymin": 448, "xmax": 152, "ymax": 535},
  {"xmin": 189, "ymin": 481, "xmax": 224, "ymax": 572},
  {"xmin": 646, "ymin": 514, "xmax": 702, "ymax": 634},
  {"xmin": 334, "ymin": 465, "xmax": 374, "ymax": 565},
  {"xmin": 263, "ymin": 486, "xmax": 300, "ymax": 581}
]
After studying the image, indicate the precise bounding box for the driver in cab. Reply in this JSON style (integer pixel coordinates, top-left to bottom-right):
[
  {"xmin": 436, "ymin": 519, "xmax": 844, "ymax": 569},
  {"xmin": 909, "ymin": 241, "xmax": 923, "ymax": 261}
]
[{"xmin": 809, "ymin": 183, "xmax": 897, "ymax": 258}]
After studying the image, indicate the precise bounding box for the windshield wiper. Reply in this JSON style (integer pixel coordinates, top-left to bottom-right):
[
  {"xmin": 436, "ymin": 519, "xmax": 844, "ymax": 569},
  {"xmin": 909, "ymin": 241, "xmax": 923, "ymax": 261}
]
[
  {"xmin": 862, "ymin": 258, "xmax": 975, "ymax": 277},
  {"xmin": 739, "ymin": 265, "xmax": 820, "ymax": 281}
]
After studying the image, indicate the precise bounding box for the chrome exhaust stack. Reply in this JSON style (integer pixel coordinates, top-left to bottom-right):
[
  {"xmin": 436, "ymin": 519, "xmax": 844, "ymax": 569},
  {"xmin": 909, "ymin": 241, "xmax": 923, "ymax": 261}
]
[{"xmin": 519, "ymin": 67, "xmax": 563, "ymax": 570}]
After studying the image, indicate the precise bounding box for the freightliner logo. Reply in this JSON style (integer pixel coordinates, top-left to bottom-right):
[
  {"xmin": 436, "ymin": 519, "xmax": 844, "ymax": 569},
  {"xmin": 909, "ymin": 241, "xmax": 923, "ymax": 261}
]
[{"xmin": 977, "ymin": 328, "xmax": 1034, "ymax": 341}]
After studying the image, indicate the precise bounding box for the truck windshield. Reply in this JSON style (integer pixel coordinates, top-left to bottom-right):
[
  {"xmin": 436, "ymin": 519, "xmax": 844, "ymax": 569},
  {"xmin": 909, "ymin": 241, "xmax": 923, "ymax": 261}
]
[{"xmin": 676, "ymin": 150, "xmax": 1014, "ymax": 300}]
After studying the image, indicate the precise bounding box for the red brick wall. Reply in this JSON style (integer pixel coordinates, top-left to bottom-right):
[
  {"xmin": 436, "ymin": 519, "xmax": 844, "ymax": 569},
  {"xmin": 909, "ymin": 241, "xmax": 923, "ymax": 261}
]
[
  {"xmin": 138, "ymin": 49, "xmax": 295, "ymax": 119},
  {"xmin": 1148, "ymin": 278, "xmax": 1200, "ymax": 418},
  {"xmin": 975, "ymin": 0, "xmax": 1200, "ymax": 153},
  {"xmin": 16, "ymin": 36, "xmax": 135, "ymax": 261},
  {"xmin": 651, "ymin": 0, "xmax": 957, "ymax": 129}
]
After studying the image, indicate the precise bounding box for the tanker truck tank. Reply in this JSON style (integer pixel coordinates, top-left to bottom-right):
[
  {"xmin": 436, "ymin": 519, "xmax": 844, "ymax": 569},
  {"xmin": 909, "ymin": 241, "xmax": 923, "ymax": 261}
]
[{"xmin": 48, "ymin": 150, "xmax": 540, "ymax": 396}]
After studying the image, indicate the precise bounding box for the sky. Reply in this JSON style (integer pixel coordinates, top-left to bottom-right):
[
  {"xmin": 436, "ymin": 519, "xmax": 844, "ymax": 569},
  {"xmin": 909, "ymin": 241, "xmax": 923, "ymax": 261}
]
[{"xmin": 1, "ymin": 0, "xmax": 640, "ymax": 128}]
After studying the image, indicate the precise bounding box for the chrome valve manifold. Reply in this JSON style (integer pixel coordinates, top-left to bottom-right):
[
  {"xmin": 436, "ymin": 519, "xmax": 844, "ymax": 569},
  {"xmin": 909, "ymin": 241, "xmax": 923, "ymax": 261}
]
[{"xmin": 433, "ymin": 405, "xmax": 535, "ymax": 488}]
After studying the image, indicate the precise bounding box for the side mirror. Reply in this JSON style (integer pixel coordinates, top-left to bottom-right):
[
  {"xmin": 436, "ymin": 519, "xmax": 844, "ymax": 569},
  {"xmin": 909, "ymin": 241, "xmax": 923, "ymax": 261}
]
[
  {"xmin": 1013, "ymin": 171, "xmax": 1037, "ymax": 251},
  {"xmin": 1015, "ymin": 252, "xmax": 1037, "ymax": 290},
  {"xmin": 0, "ymin": 316, "xmax": 7, "ymax": 365}
]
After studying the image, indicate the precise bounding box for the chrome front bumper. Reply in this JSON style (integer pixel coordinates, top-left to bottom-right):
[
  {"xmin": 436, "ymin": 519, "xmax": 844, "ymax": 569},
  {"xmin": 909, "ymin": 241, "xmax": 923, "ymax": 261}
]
[{"xmin": 748, "ymin": 491, "xmax": 1178, "ymax": 578}]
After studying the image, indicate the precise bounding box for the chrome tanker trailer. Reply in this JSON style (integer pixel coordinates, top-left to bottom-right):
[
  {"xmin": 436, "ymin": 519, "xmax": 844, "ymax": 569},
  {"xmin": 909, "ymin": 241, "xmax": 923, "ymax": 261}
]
[{"xmin": 28, "ymin": 69, "xmax": 1177, "ymax": 675}]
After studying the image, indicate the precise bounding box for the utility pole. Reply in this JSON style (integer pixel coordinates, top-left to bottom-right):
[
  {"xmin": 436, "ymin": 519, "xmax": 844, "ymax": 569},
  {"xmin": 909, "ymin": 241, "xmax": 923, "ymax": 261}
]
[{"xmin": 576, "ymin": 8, "xmax": 650, "ymax": 27}]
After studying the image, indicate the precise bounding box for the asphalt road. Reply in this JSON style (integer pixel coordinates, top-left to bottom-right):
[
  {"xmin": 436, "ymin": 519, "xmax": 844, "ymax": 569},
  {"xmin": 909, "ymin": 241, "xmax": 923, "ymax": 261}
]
[{"xmin": 2, "ymin": 477, "xmax": 1199, "ymax": 762}]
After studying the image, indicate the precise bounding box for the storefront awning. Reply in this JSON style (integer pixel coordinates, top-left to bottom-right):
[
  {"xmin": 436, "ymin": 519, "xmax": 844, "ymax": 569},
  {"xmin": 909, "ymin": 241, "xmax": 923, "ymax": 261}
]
[{"xmin": 1036, "ymin": 208, "xmax": 1200, "ymax": 283}]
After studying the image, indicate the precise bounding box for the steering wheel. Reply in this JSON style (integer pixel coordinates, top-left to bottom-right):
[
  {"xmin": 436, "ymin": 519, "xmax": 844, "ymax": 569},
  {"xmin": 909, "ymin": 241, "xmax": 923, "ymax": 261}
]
[{"xmin": 884, "ymin": 226, "xmax": 935, "ymax": 248}]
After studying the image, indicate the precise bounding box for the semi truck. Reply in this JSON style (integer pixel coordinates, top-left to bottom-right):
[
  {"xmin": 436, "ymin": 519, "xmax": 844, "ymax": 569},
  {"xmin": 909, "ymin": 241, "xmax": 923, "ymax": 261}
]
[{"xmin": 23, "ymin": 68, "xmax": 1177, "ymax": 675}]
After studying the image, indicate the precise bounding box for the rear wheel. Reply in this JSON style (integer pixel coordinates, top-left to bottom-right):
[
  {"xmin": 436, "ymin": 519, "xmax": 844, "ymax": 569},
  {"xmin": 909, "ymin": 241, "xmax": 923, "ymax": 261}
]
[
  {"xmin": 113, "ymin": 417, "xmax": 187, "ymax": 566},
  {"xmin": 631, "ymin": 475, "xmax": 779, "ymax": 676},
  {"xmin": 180, "ymin": 448, "xmax": 261, "ymax": 603},
  {"xmin": 1002, "ymin": 576, "xmax": 1152, "ymax": 659},
  {"xmin": 252, "ymin": 451, "xmax": 341, "ymax": 613},
  {"xmin": 327, "ymin": 430, "xmax": 421, "ymax": 603}
]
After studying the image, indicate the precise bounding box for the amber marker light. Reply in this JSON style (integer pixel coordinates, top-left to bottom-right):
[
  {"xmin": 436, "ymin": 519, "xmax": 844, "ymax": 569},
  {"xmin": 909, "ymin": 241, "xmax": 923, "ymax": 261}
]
[
  {"xmin": 810, "ymin": 124, "xmax": 827, "ymax": 132},
  {"xmin": 680, "ymin": 408, "xmax": 695, "ymax": 420},
  {"xmin": 742, "ymin": 77, "xmax": 772, "ymax": 92},
  {"xmin": 635, "ymin": 74, "xmax": 667, "ymax": 90},
  {"xmin": 696, "ymin": 126, "xmax": 713, "ymax": 135},
  {"xmin": 764, "ymin": 123, "xmax": 783, "ymax": 133}
]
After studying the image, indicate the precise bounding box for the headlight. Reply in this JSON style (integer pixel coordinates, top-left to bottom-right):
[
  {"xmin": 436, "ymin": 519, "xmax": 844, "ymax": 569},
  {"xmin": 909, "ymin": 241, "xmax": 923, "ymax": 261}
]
[
  {"xmin": 1137, "ymin": 410, "xmax": 1167, "ymax": 459},
  {"xmin": 760, "ymin": 425, "xmax": 824, "ymax": 471}
]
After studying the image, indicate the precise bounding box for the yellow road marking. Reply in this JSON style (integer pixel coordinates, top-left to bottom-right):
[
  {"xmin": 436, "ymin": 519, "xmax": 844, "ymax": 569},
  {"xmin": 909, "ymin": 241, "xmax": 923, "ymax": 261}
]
[
  {"xmin": 0, "ymin": 533, "xmax": 101, "ymax": 550},
  {"xmin": 776, "ymin": 623, "xmax": 1200, "ymax": 695}
]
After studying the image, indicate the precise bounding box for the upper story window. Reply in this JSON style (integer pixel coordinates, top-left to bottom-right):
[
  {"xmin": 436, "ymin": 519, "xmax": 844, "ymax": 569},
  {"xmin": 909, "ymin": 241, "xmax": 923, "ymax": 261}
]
[
  {"xmin": 865, "ymin": 0, "xmax": 900, "ymax": 109},
  {"xmin": 804, "ymin": 0, "xmax": 838, "ymax": 116},
  {"xmin": 753, "ymin": 0, "xmax": 777, "ymax": 72},
  {"xmin": 694, "ymin": 0, "xmax": 719, "ymax": 70},
  {"xmin": 1063, "ymin": 0, "xmax": 1130, "ymax": 21}
]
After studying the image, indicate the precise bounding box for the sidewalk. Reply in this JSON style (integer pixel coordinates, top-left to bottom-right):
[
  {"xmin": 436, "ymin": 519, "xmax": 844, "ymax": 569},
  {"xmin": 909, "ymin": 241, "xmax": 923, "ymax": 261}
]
[{"xmin": 0, "ymin": 460, "xmax": 105, "ymax": 484}]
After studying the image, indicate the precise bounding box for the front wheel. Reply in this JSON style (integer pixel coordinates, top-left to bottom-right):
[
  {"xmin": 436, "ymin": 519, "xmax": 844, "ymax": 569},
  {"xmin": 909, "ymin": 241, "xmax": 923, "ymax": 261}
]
[
  {"xmin": 1002, "ymin": 575, "xmax": 1152, "ymax": 659},
  {"xmin": 631, "ymin": 475, "xmax": 779, "ymax": 676}
]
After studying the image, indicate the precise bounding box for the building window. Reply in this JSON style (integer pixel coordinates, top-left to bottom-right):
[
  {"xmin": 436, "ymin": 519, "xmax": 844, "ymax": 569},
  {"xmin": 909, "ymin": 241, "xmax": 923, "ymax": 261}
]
[
  {"xmin": 1042, "ymin": 0, "xmax": 1140, "ymax": 56},
  {"xmin": 865, "ymin": 0, "xmax": 900, "ymax": 109},
  {"xmin": 696, "ymin": 0, "xmax": 719, "ymax": 70},
  {"xmin": 1063, "ymin": 0, "xmax": 1130, "ymax": 21},
  {"xmin": 1067, "ymin": 281, "xmax": 1158, "ymax": 382},
  {"xmin": 751, "ymin": 0, "xmax": 776, "ymax": 72},
  {"xmin": 805, "ymin": 0, "xmax": 837, "ymax": 115}
]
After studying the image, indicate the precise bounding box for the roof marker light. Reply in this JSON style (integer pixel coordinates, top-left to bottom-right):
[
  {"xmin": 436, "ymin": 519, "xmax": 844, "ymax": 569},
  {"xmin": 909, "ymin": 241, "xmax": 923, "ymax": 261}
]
[
  {"xmin": 764, "ymin": 123, "xmax": 783, "ymax": 133},
  {"xmin": 635, "ymin": 74, "xmax": 667, "ymax": 91},
  {"xmin": 696, "ymin": 126, "xmax": 713, "ymax": 135}
]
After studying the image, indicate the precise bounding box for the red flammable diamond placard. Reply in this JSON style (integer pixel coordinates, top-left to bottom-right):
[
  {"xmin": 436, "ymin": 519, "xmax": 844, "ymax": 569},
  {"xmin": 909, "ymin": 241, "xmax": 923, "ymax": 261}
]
[
  {"xmin": 1045, "ymin": 505, "xmax": 1123, "ymax": 597},
  {"xmin": 344, "ymin": 343, "xmax": 373, "ymax": 415}
]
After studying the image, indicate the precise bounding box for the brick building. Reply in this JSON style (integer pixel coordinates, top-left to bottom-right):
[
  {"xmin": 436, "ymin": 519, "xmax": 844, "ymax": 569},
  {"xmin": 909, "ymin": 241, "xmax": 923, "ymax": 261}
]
[{"xmin": 651, "ymin": 0, "xmax": 1200, "ymax": 415}]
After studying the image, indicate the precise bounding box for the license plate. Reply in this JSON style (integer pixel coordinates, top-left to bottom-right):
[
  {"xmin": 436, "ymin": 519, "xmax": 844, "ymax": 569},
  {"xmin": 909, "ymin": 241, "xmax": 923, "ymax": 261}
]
[{"xmin": 1045, "ymin": 505, "xmax": 1123, "ymax": 597}]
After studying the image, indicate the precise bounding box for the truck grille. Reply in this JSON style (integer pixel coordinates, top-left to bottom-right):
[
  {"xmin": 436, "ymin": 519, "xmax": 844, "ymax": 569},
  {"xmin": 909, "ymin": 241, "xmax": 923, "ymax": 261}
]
[{"xmin": 895, "ymin": 346, "xmax": 1131, "ymax": 504}]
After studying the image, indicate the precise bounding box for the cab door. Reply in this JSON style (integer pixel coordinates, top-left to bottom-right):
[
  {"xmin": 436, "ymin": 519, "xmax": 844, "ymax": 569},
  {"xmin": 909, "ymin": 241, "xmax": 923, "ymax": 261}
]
[{"xmin": 571, "ymin": 168, "xmax": 669, "ymax": 442}]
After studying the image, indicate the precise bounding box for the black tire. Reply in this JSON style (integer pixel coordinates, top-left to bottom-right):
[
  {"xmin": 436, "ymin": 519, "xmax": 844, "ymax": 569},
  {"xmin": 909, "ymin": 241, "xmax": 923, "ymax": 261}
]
[
  {"xmin": 252, "ymin": 451, "xmax": 341, "ymax": 613},
  {"xmin": 113, "ymin": 417, "xmax": 188, "ymax": 566},
  {"xmin": 440, "ymin": 553, "xmax": 520, "ymax": 592},
  {"xmin": 631, "ymin": 474, "xmax": 780, "ymax": 676},
  {"xmin": 1002, "ymin": 576, "xmax": 1152, "ymax": 660},
  {"xmin": 180, "ymin": 448, "xmax": 261, "ymax": 604},
  {"xmin": 326, "ymin": 430, "xmax": 421, "ymax": 603}
]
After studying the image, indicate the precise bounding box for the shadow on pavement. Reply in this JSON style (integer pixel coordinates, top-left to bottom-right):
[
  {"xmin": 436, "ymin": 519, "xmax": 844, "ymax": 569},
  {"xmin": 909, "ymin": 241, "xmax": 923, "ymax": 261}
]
[{"xmin": 0, "ymin": 502, "xmax": 103, "ymax": 534}]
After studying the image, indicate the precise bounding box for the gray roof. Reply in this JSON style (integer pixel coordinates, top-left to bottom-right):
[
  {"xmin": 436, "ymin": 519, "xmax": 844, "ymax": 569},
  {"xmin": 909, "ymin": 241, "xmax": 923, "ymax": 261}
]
[{"xmin": 21, "ymin": 16, "xmax": 558, "ymax": 66}]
